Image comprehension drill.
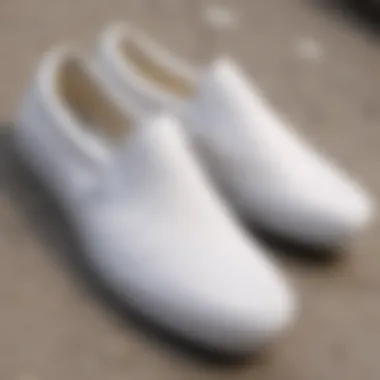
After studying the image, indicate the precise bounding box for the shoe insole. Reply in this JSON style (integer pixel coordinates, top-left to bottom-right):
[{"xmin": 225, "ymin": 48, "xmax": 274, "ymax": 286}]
[
  {"xmin": 56, "ymin": 57, "xmax": 131, "ymax": 141},
  {"xmin": 120, "ymin": 38, "xmax": 195, "ymax": 99}
]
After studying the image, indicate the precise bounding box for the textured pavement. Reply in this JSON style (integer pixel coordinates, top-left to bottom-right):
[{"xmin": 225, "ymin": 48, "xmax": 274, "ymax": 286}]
[{"xmin": 1, "ymin": 1, "xmax": 380, "ymax": 379}]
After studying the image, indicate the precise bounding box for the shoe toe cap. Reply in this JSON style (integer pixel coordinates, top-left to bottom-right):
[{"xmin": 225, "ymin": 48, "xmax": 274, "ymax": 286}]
[
  {"xmin": 299, "ymin": 181, "xmax": 375, "ymax": 247},
  {"xmin": 190, "ymin": 266, "xmax": 297, "ymax": 353},
  {"xmin": 269, "ymin": 171, "xmax": 375, "ymax": 247}
]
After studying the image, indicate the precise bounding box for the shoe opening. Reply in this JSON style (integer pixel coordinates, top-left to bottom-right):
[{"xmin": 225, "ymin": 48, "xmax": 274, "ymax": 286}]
[
  {"xmin": 119, "ymin": 36, "xmax": 195, "ymax": 99},
  {"xmin": 55, "ymin": 56, "xmax": 131, "ymax": 140}
]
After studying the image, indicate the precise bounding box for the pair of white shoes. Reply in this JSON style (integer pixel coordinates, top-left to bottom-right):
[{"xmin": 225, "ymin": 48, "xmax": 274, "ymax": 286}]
[{"xmin": 15, "ymin": 23, "xmax": 374, "ymax": 354}]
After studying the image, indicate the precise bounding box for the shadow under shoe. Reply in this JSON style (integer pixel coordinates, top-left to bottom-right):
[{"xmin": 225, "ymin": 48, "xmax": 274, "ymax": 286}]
[
  {"xmin": 243, "ymin": 217, "xmax": 344, "ymax": 268},
  {"xmin": 308, "ymin": 0, "xmax": 380, "ymax": 37}
]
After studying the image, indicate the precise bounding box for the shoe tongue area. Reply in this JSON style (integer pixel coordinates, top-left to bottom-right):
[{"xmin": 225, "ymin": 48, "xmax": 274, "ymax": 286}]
[
  {"xmin": 184, "ymin": 57, "xmax": 291, "ymax": 150},
  {"xmin": 188, "ymin": 57, "xmax": 273, "ymax": 120},
  {"xmin": 197, "ymin": 57, "xmax": 259, "ymax": 104},
  {"xmin": 113, "ymin": 113, "xmax": 197, "ymax": 176},
  {"xmin": 204, "ymin": 58, "xmax": 247, "ymax": 88}
]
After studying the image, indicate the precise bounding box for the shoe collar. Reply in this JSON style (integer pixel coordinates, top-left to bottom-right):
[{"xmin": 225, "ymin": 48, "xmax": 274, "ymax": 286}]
[
  {"xmin": 37, "ymin": 45, "xmax": 138, "ymax": 170},
  {"xmin": 100, "ymin": 22, "xmax": 199, "ymax": 114}
]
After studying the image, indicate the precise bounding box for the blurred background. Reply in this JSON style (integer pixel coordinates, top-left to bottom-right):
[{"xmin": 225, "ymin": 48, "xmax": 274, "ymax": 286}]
[{"xmin": 1, "ymin": 1, "xmax": 380, "ymax": 379}]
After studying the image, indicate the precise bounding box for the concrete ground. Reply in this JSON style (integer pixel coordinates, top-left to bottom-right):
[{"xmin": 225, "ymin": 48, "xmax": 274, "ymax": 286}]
[{"xmin": 1, "ymin": 0, "xmax": 380, "ymax": 379}]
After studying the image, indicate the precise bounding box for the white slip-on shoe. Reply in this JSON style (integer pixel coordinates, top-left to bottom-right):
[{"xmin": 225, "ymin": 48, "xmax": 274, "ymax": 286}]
[
  {"xmin": 93, "ymin": 23, "xmax": 375, "ymax": 248},
  {"xmin": 15, "ymin": 47, "xmax": 296, "ymax": 354}
]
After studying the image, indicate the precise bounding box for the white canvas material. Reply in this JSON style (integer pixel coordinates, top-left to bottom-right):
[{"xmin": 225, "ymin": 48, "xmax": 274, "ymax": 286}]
[
  {"xmin": 15, "ymin": 47, "xmax": 296, "ymax": 353},
  {"xmin": 94, "ymin": 23, "xmax": 375, "ymax": 248}
]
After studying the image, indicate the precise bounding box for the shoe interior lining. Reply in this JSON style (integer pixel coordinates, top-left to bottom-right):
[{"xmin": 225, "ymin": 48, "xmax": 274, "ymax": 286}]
[
  {"xmin": 120, "ymin": 38, "xmax": 195, "ymax": 98},
  {"xmin": 55, "ymin": 57, "xmax": 130, "ymax": 140}
]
